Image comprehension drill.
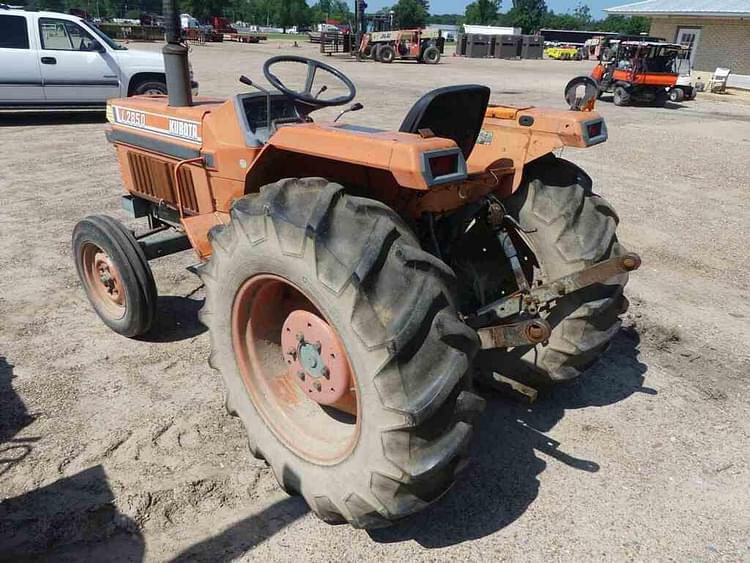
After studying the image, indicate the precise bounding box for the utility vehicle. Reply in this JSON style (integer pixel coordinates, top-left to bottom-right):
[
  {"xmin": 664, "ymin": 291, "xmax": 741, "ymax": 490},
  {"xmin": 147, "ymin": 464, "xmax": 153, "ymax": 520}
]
[
  {"xmin": 72, "ymin": 0, "xmax": 639, "ymax": 528},
  {"xmin": 592, "ymin": 39, "xmax": 682, "ymax": 106},
  {"xmin": 360, "ymin": 29, "xmax": 442, "ymax": 63}
]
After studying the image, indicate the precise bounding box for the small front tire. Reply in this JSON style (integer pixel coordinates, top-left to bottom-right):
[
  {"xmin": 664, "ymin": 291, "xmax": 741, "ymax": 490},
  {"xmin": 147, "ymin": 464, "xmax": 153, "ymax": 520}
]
[{"xmin": 73, "ymin": 215, "xmax": 157, "ymax": 337}]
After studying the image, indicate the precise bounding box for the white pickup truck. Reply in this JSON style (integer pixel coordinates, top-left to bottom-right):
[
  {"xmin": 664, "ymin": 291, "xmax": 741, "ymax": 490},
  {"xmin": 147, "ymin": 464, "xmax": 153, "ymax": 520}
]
[{"xmin": 0, "ymin": 7, "xmax": 197, "ymax": 108}]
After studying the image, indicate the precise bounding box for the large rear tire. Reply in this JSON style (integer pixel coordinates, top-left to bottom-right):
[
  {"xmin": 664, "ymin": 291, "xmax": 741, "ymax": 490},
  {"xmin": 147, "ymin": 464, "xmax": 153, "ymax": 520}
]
[
  {"xmin": 379, "ymin": 45, "xmax": 395, "ymax": 63},
  {"xmin": 490, "ymin": 155, "xmax": 629, "ymax": 383},
  {"xmin": 199, "ymin": 178, "xmax": 483, "ymax": 528}
]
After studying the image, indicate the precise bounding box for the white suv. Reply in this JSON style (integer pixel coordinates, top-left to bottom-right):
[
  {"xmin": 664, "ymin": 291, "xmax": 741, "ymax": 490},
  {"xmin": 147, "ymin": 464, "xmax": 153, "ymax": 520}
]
[{"xmin": 0, "ymin": 8, "xmax": 198, "ymax": 108}]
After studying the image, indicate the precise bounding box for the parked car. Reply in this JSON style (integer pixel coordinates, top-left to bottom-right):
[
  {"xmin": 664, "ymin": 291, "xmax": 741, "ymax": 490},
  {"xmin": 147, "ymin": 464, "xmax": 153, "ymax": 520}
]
[{"xmin": 0, "ymin": 7, "xmax": 198, "ymax": 108}]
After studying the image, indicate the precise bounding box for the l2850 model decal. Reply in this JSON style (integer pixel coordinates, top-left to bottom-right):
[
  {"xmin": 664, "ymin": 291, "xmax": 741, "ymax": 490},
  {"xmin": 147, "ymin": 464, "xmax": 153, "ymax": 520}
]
[{"xmin": 109, "ymin": 105, "xmax": 202, "ymax": 144}]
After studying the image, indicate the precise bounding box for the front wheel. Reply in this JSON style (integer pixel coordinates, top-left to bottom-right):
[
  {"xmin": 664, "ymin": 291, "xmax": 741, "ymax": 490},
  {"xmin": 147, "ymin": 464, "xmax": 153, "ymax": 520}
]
[
  {"xmin": 378, "ymin": 45, "xmax": 395, "ymax": 63},
  {"xmin": 199, "ymin": 178, "xmax": 483, "ymax": 528},
  {"xmin": 422, "ymin": 46, "xmax": 441, "ymax": 64},
  {"xmin": 72, "ymin": 215, "xmax": 157, "ymax": 337},
  {"xmin": 489, "ymin": 155, "xmax": 629, "ymax": 383},
  {"xmin": 613, "ymin": 85, "xmax": 630, "ymax": 106}
]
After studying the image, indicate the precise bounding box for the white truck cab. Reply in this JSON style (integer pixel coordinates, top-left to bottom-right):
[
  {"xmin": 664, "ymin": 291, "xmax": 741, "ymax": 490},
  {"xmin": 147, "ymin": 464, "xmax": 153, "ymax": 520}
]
[{"xmin": 0, "ymin": 7, "xmax": 197, "ymax": 108}]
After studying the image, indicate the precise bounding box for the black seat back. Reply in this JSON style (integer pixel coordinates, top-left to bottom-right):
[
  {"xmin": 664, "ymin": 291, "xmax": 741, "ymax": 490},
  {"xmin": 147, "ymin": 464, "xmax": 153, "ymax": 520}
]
[{"xmin": 399, "ymin": 85, "xmax": 491, "ymax": 159}]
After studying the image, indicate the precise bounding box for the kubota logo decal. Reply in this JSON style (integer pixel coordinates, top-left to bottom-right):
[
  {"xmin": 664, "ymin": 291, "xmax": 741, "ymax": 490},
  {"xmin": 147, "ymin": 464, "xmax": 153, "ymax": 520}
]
[
  {"xmin": 168, "ymin": 118, "xmax": 200, "ymax": 142},
  {"xmin": 111, "ymin": 106, "xmax": 202, "ymax": 145}
]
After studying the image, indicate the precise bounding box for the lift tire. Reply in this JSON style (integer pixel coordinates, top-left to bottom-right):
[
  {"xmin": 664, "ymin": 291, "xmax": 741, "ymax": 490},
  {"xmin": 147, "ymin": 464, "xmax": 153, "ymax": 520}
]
[
  {"xmin": 379, "ymin": 45, "xmax": 395, "ymax": 63},
  {"xmin": 422, "ymin": 46, "xmax": 441, "ymax": 64},
  {"xmin": 613, "ymin": 86, "xmax": 630, "ymax": 106},
  {"xmin": 495, "ymin": 155, "xmax": 629, "ymax": 383},
  {"xmin": 72, "ymin": 215, "xmax": 157, "ymax": 337},
  {"xmin": 198, "ymin": 178, "xmax": 483, "ymax": 528},
  {"xmin": 668, "ymin": 88, "xmax": 684, "ymax": 103}
]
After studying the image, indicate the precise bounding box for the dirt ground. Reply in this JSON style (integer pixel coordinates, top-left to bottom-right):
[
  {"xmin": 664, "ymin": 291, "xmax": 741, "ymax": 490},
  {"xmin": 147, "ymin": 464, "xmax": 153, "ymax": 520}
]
[{"xmin": 1, "ymin": 41, "xmax": 749, "ymax": 562}]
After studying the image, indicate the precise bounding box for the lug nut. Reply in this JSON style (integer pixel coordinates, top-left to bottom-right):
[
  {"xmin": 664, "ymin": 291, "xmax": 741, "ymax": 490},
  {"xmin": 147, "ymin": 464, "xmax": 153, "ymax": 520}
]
[
  {"xmin": 321, "ymin": 366, "xmax": 330, "ymax": 379},
  {"xmin": 297, "ymin": 370, "xmax": 305, "ymax": 381},
  {"xmin": 296, "ymin": 332, "xmax": 305, "ymax": 343},
  {"xmin": 287, "ymin": 347, "xmax": 297, "ymax": 359},
  {"xmin": 313, "ymin": 381, "xmax": 322, "ymax": 392},
  {"xmin": 313, "ymin": 341, "xmax": 322, "ymax": 353}
]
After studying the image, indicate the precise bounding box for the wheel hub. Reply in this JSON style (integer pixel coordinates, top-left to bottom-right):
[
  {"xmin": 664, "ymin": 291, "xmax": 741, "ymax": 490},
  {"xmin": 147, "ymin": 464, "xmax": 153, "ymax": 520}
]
[
  {"xmin": 281, "ymin": 310, "xmax": 351, "ymax": 406},
  {"xmin": 93, "ymin": 252, "xmax": 124, "ymax": 305}
]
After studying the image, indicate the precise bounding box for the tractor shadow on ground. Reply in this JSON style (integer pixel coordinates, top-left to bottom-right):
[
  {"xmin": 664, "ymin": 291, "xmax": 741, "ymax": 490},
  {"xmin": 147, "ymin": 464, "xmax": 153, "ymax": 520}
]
[
  {"xmin": 1, "ymin": 357, "xmax": 143, "ymax": 561},
  {"xmin": 0, "ymin": 356, "xmax": 38, "ymax": 477},
  {"xmin": 599, "ymin": 94, "xmax": 686, "ymax": 110},
  {"xmin": 167, "ymin": 495, "xmax": 309, "ymax": 562},
  {"xmin": 0, "ymin": 111, "xmax": 107, "ymax": 127},
  {"xmin": 0, "ymin": 465, "xmax": 145, "ymax": 563},
  {"xmin": 139, "ymin": 295, "xmax": 207, "ymax": 343},
  {"xmin": 370, "ymin": 326, "xmax": 651, "ymax": 548}
]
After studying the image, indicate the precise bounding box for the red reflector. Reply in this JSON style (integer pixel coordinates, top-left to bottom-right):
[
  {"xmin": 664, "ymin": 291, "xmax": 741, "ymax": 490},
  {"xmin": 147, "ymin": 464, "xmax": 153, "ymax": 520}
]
[
  {"xmin": 587, "ymin": 121, "xmax": 603, "ymax": 139},
  {"xmin": 429, "ymin": 154, "xmax": 458, "ymax": 177}
]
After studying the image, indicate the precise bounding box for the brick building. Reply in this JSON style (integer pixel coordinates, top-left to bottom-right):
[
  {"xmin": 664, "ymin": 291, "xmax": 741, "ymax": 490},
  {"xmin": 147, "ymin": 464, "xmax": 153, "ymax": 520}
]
[{"xmin": 606, "ymin": 0, "xmax": 750, "ymax": 89}]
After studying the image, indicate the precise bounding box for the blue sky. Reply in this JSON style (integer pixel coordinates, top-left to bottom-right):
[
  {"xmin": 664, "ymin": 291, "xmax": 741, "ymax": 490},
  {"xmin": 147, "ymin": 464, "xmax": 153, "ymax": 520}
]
[{"xmin": 365, "ymin": 1, "xmax": 618, "ymax": 19}]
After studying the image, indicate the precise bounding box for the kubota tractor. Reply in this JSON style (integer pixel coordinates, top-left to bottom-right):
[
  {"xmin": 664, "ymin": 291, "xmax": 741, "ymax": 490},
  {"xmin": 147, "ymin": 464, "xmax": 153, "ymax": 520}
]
[
  {"xmin": 73, "ymin": 0, "xmax": 640, "ymax": 529},
  {"xmin": 592, "ymin": 39, "xmax": 683, "ymax": 106}
]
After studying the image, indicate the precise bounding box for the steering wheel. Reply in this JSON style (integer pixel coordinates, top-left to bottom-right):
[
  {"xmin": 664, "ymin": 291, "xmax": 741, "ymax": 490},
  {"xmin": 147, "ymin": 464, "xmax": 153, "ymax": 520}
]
[{"xmin": 263, "ymin": 55, "xmax": 356, "ymax": 107}]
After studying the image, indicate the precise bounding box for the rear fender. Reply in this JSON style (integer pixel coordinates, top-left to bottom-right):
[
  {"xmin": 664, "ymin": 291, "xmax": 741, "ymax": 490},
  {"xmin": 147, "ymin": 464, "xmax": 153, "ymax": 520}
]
[{"xmin": 468, "ymin": 105, "xmax": 607, "ymax": 195}]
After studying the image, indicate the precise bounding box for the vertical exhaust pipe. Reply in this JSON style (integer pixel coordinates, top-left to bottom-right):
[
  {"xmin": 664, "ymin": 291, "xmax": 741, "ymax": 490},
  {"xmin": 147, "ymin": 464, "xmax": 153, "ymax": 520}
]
[{"xmin": 162, "ymin": 0, "xmax": 192, "ymax": 107}]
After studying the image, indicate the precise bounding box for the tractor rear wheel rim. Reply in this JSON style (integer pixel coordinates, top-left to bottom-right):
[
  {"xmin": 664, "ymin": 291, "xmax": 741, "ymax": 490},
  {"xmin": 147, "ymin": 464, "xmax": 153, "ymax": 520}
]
[
  {"xmin": 81, "ymin": 243, "xmax": 126, "ymax": 319},
  {"xmin": 231, "ymin": 274, "xmax": 360, "ymax": 464}
]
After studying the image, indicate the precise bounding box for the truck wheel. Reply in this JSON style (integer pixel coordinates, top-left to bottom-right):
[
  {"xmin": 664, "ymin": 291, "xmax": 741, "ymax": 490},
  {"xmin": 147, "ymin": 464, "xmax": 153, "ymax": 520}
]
[
  {"xmin": 378, "ymin": 45, "xmax": 395, "ymax": 63},
  {"xmin": 199, "ymin": 178, "xmax": 482, "ymax": 528},
  {"xmin": 131, "ymin": 79, "xmax": 168, "ymax": 96},
  {"xmin": 669, "ymin": 88, "xmax": 684, "ymax": 102},
  {"xmin": 422, "ymin": 46, "xmax": 441, "ymax": 64},
  {"xmin": 613, "ymin": 86, "xmax": 630, "ymax": 106},
  {"xmin": 495, "ymin": 155, "xmax": 629, "ymax": 383},
  {"xmin": 72, "ymin": 215, "xmax": 157, "ymax": 337}
]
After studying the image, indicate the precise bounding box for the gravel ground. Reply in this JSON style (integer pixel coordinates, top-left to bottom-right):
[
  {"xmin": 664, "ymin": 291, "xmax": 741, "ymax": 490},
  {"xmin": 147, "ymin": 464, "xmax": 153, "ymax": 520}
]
[{"xmin": 1, "ymin": 41, "xmax": 749, "ymax": 562}]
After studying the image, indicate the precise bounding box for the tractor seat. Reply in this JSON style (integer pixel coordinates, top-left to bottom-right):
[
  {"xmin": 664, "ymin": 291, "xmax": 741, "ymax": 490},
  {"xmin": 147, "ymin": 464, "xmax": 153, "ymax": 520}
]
[{"xmin": 399, "ymin": 85, "xmax": 491, "ymax": 159}]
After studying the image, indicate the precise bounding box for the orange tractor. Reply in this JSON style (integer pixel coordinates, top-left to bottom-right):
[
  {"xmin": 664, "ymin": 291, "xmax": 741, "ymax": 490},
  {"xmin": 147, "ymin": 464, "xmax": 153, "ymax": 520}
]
[
  {"xmin": 73, "ymin": 0, "xmax": 640, "ymax": 529},
  {"xmin": 592, "ymin": 39, "xmax": 682, "ymax": 106}
]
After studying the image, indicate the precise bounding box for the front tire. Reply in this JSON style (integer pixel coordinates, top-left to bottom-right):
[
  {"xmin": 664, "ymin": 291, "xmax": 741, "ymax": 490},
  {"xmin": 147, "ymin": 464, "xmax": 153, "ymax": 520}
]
[
  {"xmin": 379, "ymin": 45, "xmax": 395, "ymax": 63},
  {"xmin": 613, "ymin": 85, "xmax": 630, "ymax": 106},
  {"xmin": 199, "ymin": 178, "xmax": 483, "ymax": 528},
  {"xmin": 72, "ymin": 215, "xmax": 157, "ymax": 337},
  {"xmin": 422, "ymin": 46, "xmax": 441, "ymax": 64},
  {"xmin": 493, "ymin": 156, "xmax": 629, "ymax": 383}
]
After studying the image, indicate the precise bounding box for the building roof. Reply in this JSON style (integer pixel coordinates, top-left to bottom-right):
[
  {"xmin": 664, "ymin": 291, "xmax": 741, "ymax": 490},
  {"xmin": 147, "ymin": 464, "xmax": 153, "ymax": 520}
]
[{"xmin": 605, "ymin": 0, "xmax": 750, "ymax": 17}]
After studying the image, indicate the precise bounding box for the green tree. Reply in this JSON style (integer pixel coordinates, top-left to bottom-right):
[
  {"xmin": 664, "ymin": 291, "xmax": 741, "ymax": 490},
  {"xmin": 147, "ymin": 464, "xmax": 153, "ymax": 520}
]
[
  {"xmin": 572, "ymin": 2, "xmax": 591, "ymax": 26},
  {"xmin": 507, "ymin": 0, "xmax": 546, "ymax": 33},
  {"xmin": 392, "ymin": 0, "xmax": 427, "ymax": 28},
  {"xmin": 464, "ymin": 0, "xmax": 500, "ymax": 25}
]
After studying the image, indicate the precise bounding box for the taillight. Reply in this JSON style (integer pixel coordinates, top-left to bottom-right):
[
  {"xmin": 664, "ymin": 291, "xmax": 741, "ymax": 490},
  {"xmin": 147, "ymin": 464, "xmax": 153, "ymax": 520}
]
[
  {"xmin": 583, "ymin": 119, "xmax": 607, "ymax": 146},
  {"xmin": 421, "ymin": 148, "xmax": 467, "ymax": 186},
  {"xmin": 587, "ymin": 121, "xmax": 602, "ymax": 138},
  {"xmin": 429, "ymin": 153, "xmax": 458, "ymax": 177}
]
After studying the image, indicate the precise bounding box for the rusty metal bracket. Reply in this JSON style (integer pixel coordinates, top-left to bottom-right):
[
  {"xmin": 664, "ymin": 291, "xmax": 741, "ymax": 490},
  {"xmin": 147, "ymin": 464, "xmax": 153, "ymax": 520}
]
[
  {"xmin": 477, "ymin": 318, "xmax": 551, "ymax": 349},
  {"xmin": 473, "ymin": 252, "xmax": 641, "ymax": 323}
]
